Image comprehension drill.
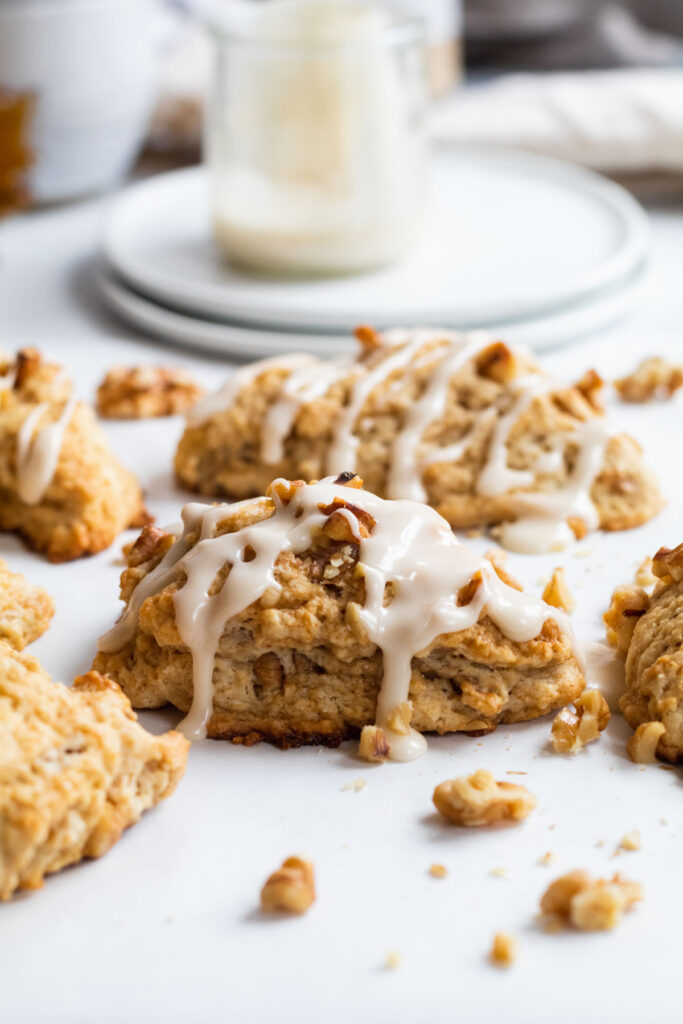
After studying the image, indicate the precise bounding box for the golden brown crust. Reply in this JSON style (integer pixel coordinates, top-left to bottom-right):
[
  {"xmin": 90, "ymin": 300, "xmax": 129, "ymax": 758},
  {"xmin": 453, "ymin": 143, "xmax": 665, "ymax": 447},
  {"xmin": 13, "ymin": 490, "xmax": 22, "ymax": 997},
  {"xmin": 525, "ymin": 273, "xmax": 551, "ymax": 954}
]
[
  {"xmin": 174, "ymin": 331, "xmax": 661, "ymax": 535},
  {"xmin": 0, "ymin": 558, "xmax": 53, "ymax": 650},
  {"xmin": 0, "ymin": 350, "xmax": 149, "ymax": 560},
  {"xmin": 0, "ymin": 644, "xmax": 188, "ymax": 900},
  {"xmin": 96, "ymin": 365, "xmax": 204, "ymax": 419},
  {"xmin": 606, "ymin": 542, "xmax": 683, "ymax": 762},
  {"xmin": 93, "ymin": 489, "xmax": 586, "ymax": 749}
]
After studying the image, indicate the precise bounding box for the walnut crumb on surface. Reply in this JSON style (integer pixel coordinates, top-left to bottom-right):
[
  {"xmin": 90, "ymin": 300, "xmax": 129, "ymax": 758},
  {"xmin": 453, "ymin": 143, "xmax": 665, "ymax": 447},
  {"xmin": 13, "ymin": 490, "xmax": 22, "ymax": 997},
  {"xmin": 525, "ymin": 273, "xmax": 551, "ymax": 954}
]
[
  {"xmin": 358, "ymin": 725, "xmax": 390, "ymax": 763},
  {"xmin": 341, "ymin": 777, "xmax": 367, "ymax": 792},
  {"xmin": 542, "ymin": 568, "xmax": 576, "ymax": 612},
  {"xmin": 617, "ymin": 830, "xmax": 641, "ymax": 853},
  {"xmin": 604, "ymin": 585, "xmax": 650, "ymax": 654},
  {"xmin": 540, "ymin": 870, "xmax": 642, "ymax": 932},
  {"xmin": 627, "ymin": 721, "xmax": 666, "ymax": 763},
  {"xmin": 384, "ymin": 950, "xmax": 402, "ymax": 970},
  {"xmin": 538, "ymin": 851, "xmax": 557, "ymax": 867},
  {"xmin": 490, "ymin": 866, "xmax": 507, "ymax": 878},
  {"xmin": 433, "ymin": 770, "xmax": 537, "ymax": 827},
  {"xmin": 614, "ymin": 357, "xmax": 683, "ymax": 403},
  {"xmin": 550, "ymin": 689, "xmax": 610, "ymax": 754},
  {"xmin": 490, "ymin": 932, "xmax": 517, "ymax": 968},
  {"xmin": 260, "ymin": 856, "xmax": 315, "ymax": 915},
  {"xmin": 634, "ymin": 557, "xmax": 655, "ymax": 588},
  {"xmin": 429, "ymin": 863, "xmax": 448, "ymax": 879},
  {"xmin": 96, "ymin": 365, "xmax": 204, "ymax": 419}
]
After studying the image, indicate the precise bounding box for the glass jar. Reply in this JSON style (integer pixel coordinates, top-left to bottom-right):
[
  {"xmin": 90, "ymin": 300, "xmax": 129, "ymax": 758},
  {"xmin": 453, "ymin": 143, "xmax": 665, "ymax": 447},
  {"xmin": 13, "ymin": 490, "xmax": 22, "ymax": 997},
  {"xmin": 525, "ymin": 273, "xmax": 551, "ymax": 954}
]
[{"xmin": 206, "ymin": 1, "xmax": 428, "ymax": 276}]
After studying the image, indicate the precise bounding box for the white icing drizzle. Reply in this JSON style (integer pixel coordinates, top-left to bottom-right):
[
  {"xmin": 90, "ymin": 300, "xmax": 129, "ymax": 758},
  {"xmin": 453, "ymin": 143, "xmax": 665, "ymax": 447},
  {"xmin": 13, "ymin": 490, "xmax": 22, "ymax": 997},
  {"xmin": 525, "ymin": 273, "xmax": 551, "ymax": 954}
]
[
  {"xmin": 186, "ymin": 354, "xmax": 314, "ymax": 427},
  {"xmin": 16, "ymin": 393, "xmax": 77, "ymax": 506},
  {"xmin": 261, "ymin": 358, "xmax": 348, "ymax": 465},
  {"xmin": 476, "ymin": 375, "xmax": 550, "ymax": 496},
  {"xmin": 98, "ymin": 479, "xmax": 579, "ymax": 759},
  {"xmin": 422, "ymin": 410, "xmax": 497, "ymax": 467}
]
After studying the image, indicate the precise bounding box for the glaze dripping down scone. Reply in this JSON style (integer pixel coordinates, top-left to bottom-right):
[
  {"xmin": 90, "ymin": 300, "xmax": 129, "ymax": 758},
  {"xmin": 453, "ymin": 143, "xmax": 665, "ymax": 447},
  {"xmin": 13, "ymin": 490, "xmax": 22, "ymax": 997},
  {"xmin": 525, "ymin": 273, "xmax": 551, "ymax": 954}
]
[
  {"xmin": 0, "ymin": 559, "xmax": 54, "ymax": 650},
  {"xmin": 93, "ymin": 475, "xmax": 585, "ymax": 760},
  {"xmin": 174, "ymin": 328, "xmax": 661, "ymax": 553},
  {"xmin": 604, "ymin": 543, "xmax": 683, "ymax": 763},
  {"xmin": 0, "ymin": 643, "xmax": 188, "ymax": 900},
  {"xmin": 0, "ymin": 349, "xmax": 149, "ymax": 560}
]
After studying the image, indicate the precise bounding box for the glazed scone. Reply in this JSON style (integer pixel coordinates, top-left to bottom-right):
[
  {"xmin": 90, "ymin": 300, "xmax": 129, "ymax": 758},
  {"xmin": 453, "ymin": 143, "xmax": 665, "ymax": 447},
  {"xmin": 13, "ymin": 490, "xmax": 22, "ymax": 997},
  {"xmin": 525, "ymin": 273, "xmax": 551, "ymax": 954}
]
[
  {"xmin": 96, "ymin": 365, "xmax": 204, "ymax": 419},
  {"xmin": 0, "ymin": 559, "xmax": 54, "ymax": 649},
  {"xmin": 175, "ymin": 328, "xmax": 661, "ymax": 553},
  {"xmin": 93, "ymin": 475, "xmax": 585, "ymax": 759},
  {"xmin": 0, "ymin": 642, "xmax": 188, "ymax": 900},
  {"xmin": 605, "ymin": 543, "xmax": 683, "ymax": 762},
  {"xmin": 0, "ymin": 349, "xmax": 149, "ymax": 561}
]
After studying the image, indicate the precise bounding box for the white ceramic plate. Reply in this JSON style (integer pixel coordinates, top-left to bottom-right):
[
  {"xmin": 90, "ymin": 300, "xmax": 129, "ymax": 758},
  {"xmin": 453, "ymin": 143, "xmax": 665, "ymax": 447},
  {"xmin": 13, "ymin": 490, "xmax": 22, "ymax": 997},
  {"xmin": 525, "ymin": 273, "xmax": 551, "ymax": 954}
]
[
  {"xmin": 101, "ymin": 147, "xmax": 649, "ymax": 334},
  {"xmin": 96, "ymin": 259, "xmax": 648, "ymax": 360}
]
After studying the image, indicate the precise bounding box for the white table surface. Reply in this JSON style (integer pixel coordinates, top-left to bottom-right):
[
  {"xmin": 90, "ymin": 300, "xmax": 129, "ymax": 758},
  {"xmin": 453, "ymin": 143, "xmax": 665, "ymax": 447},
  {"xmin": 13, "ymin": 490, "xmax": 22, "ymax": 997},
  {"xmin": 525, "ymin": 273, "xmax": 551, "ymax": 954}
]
[{"xmin": 1, "ymin": 185, "xmax": 682, "ymax": 1024}]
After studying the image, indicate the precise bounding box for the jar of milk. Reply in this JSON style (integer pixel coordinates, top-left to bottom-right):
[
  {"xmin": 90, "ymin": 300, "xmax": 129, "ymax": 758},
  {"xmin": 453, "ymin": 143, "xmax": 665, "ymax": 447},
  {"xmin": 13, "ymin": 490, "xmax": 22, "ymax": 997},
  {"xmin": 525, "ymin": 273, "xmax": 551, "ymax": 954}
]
[{"xmin": 206, "ymin": 0, "xmax": 428, "ymax": 276}]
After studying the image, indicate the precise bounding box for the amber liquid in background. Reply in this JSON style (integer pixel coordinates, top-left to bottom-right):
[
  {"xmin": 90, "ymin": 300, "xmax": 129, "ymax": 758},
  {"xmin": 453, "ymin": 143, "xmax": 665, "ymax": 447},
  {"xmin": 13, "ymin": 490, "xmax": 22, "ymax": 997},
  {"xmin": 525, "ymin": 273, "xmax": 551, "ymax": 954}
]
[{"xmin": 0, "ymin": 90, "xmax": 35, "ymax": 215}]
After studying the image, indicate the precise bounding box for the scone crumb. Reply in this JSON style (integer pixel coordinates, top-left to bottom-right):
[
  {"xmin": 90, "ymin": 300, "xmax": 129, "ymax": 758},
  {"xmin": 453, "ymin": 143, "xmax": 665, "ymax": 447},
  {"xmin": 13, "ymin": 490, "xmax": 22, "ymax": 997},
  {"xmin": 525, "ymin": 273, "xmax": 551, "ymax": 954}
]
[
  {"xmin": 433, "ymin": 769, "xmax": 537, "ymax": 827},
  {"xmin": 626, "ymin": 721, "xmax": 666, "ymax": 764},
  {"xmin": 604, "ymin": 585, "xmax": 650, "ymax": 654},
  {"xmin": 341, "ymin": 777, "xmax": 367, "ymax": 793},
  {"xmin": 96, "ymin": 365, "xmax": 204, "ymax": 419},
  {"xmin": 489, "ymin": 931, "xmax": 517, "ymax": 968},
  {"xmin": 260, "ymin": 856, "xmax": 315, "ymax": 915},
  {"xmin": 550, "ymin": 689, "xmax": 610, "ymax": 754},
  {"xmin": 359, "ymin": 725, "xmax": 390, "ymax": 763},
  {"xmin": 540, "ymin": 870, "xmax": 642, "ymax": 932},
  {"xmin": 384, "ymin": 949, "xmax": 403, "ymax": 970},
  {"xmin": 429, "ymin": 863, "xmax": 448, "ymax": 879},
  {"xmin": 542, "ymin": 567, "xmax": 576, "ymax": 612},
  {"xmin": 617, "ymin": 829, "xmax": 641, "ymax": 853},
  {"xmin": 615, "ymin": 357, "xmax": 683, "ymax": 403},
  {"xmin": 538, "ymin": 851, "xmax": 557, "ymax": 867},
  {"xmin": 490, "ymin": 866, "xmax": 507, "ymax": 878}
]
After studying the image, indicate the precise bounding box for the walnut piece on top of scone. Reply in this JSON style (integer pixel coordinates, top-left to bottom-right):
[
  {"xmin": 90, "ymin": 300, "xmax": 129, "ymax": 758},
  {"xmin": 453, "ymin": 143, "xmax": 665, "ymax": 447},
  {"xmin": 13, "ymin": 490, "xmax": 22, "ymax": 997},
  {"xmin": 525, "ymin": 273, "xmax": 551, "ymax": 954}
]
[
  {"xmin": 605, "ymin": 542, "xmax": 683, "ymax": 763},
  {"xmin": 0, "ymin": 642, "xmax": 188, "ymax": 900},
  {"xmin": 433, "ymin": 770, "xmax": 537, "ymax": 826},
  {"xmin": 0, "ymin": 559, "xmax": 53, "ymax": 650},
  {"xmin": 0, "ymin": 348, "xmax": 149, "ymax": 560},
  {"xmin": 174, "ymin": 328, "xmax": 661, "ymax": 553},
  {"xmin": 615, "ymin": 356, "xmax": 683, "ymax": 403},
  {"xmin": 93, "ymin": 475, "xmax": 585, "ymax": 760},
  {"xmin": 96, "ymin": 365, "xmax": 204, "ymax": 420}
]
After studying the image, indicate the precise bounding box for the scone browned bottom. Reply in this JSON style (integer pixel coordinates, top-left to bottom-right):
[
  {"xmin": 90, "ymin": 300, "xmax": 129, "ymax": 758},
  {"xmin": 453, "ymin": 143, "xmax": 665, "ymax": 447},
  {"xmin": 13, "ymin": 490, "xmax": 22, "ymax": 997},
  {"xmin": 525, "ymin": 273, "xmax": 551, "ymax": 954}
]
[
  {"xmin": 0, "ymin": 643, "xmax": 188, "ymax": 900},
  {"xmin": 94, "ymin": 476, "xmax": 585, "ymax": 758}
]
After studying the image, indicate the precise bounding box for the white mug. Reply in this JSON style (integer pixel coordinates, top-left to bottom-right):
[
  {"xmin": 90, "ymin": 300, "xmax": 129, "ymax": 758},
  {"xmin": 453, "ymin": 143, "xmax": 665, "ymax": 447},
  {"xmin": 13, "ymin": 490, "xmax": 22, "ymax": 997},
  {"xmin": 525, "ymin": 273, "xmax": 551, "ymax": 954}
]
[{"xmin": 0, "ymin": 0, "xmax": 156, "ymax": 203}]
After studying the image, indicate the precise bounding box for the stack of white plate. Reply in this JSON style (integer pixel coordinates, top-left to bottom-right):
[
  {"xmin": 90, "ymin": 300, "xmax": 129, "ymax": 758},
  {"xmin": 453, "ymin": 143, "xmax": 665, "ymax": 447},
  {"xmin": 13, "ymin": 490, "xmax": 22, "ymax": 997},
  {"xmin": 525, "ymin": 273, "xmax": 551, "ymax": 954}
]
[{"xmin": 98, "ymin": 147, "xmax": 650, "ymax": 360}]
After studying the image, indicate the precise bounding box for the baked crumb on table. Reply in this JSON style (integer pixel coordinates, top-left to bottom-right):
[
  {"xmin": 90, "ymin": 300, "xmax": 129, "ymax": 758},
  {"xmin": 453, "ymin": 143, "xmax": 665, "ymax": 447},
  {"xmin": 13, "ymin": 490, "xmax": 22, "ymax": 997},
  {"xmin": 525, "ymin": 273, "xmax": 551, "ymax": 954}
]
[
  {"xmin": 96, "ymin": 365, "xmax": 204, "ymax": 419},
  {"xmin": 0, "ymin": 559, "xmax": 53, "ymax": 650},
  {"xmin": 260, "ymin": 856, "xmax": 315, "ymax": 915},
  {"xmin": 540, "ymin": 870, "xmax": 643, "ymax": 932},
  {"xmin": 0, "ymin": 643, "xmax": 188, "ymax": 901},
  {"xmin": 433, "ymin": 770, "xmax": 537, "ymax": 827}
]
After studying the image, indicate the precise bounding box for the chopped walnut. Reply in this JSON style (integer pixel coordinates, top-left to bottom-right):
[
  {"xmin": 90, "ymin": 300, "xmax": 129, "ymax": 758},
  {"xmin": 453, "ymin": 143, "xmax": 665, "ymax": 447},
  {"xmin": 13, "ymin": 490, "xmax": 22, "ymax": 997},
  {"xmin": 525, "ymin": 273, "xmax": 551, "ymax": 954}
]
[
  {"xmin": 359, "ymin": 725, "xmax": 390, "ymax": 763},
  {"xmin": 433, "ymin": 770, "xmax": 537, "ymax": 827},
  {"xmin": 96, "ymin": 365, "xmax": 204, "ymax": 419},
  {"xmin": 332, "ymin": 472, "xmax": 364, "ymax": 489},
  {"xmin": 384, "ymin": 949, "xmax": 403, "ymax": 969},
  {"xmin": 626, "ymin": 721, "xmax": 666, "ymax": 763},
  {"xmin": 603, "ymin": 585, "xmax": 650, "ymax": 654},
  {"xmin": 490, "ymin": 866, "xmax": 507, "ymax": 878},
  {"xmin": 126, "ymin": 525, "xmax": 173, "ymax": 568},
  {"xmin": 550, "ymin": 689, "xmax": 610, "ymax": 754},
  {"xmin": 485, "ymin": 549, "xmax": 523, "ymax": 591},
  {"xmin": 260, "ymin": 856, "xmax": 315, "ymax": 915},
  {"xmin": 475, "ymin": 341, "xmax": 520, "ymax": 384},
  {"xmin": 341, "ymin": 777, "xmax": 367, "ymax": 792},
  {"xmin": 575, "ymin": 368, "xmax": 604, "ymax": 409},
  {"xmin": 634, "ymin": 557, "xmax": 656, "ymax": 588},
  {"xmin": 652, "ymin": 543, "xmax": 683, "ymax": 584},
  {"xmin": 542, "ymin": 567, "xmax": 576, "ymax": 612},
  {"xmin": 457, "ymin": 572, "xmax": 483, "ymax": 606},
  {"xmin": 567, "ymin": 516, "xmax": 588, "ymax": 541},
  {"xmin": 386, "ymin": 702, "xmax": 413, "ymax": 737},
  {"xmin": 615, "ymin": 357, "xmax": 683, "ymax": 403},
  {"xmin": 429, "ymin": 863, "xmax": 448, "ymax": 879},
  {"xmin": 320, "ymin": 498, "xmax": 375, "ymax": 541},
  {"xmin": 617, "ymin": 829, "xmax": 641, "ymax": 853},
  {"xmin": 540, "ymin": 870, "xmax": 642, "ymax": 932},
  {"xmin": 354, "ymin": 325, "xmax": 383, "ymax": 353},
  {"xmin": 266, "ymin": 479, "xmax": 306, "ymax": 505},
  {"xmin": 489, "ymin": 931, "xmax": 517, "ymax": 968},
  {"xmin": 538, "ymin": 851, "xmax": 557, "ymax": 867}
]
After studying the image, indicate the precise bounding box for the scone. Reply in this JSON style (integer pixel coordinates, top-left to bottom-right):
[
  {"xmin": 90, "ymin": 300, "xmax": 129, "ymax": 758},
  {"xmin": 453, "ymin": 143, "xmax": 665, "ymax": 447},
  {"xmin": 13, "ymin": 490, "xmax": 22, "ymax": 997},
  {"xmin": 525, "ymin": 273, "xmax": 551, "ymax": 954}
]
[
  {"xmin": 96, "ymin": 365, "xmax": 204, "ymax": 419},
  {"xmin": 0, "ymin": 559, "xmax": 54, "ymax": 649},
  {"xmin": 0, "ymin": 349, "xmax": 149, "ymax": 560},
  {"xmin": 94, "ymin": 474, "xmax": 585, "ymax": 761},
  {"xmin": 604, "ymin": 543, "xmax": 683, "ymax": 762},
  {"xmin": 0, "ymin": 642, "xmax": 188, "ymax": 900},
  {"xmin": 175, "ymin": 328, "xmax": 661, "ymax": 553}
]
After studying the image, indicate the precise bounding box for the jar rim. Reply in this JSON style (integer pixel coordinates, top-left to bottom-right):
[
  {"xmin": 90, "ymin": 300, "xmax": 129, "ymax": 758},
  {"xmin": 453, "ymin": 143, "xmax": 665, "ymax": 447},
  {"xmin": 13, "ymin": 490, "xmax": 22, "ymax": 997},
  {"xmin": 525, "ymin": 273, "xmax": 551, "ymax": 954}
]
[{"xmin": 206, "ymin": 0, "xmax": 425, "ymax": 52}]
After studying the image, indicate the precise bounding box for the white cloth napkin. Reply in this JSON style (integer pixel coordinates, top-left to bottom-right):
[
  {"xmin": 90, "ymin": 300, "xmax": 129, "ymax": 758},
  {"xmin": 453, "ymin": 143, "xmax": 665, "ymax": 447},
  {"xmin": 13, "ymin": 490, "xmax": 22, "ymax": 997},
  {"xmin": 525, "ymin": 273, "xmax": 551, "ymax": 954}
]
[{"xmin": 430, "ymin": 68, "xmax": 683, "ymax": 173}]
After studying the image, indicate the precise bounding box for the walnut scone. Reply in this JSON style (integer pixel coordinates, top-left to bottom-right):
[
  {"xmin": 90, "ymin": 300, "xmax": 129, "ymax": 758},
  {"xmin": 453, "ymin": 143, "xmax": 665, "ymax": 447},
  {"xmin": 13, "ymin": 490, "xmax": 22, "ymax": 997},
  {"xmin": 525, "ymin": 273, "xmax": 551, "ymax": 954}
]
[
  {"xmin": 96, "ymin": 365, "xmax": 204, "ymax": 419},
  {"xmin": 0, "ymin": 349, "xmax": 149, "ymax": 561},
  {"xmin": 0, "ymin": 559, "xmax": 54, "ymax": 650},
  {"xmin": 605, "ymin": 543, "xmax": 683, "ymax": 763},
  {"xmin": 175, "ymin": 328, "xmax": 660, "ymax": 553},
  {"xmin": 93, "ymin": 475, "xmax": 585, "ymax": 760},
  {"xmin": 0, "ymin": 642, "xmax": 188, "ymax": 900}
]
